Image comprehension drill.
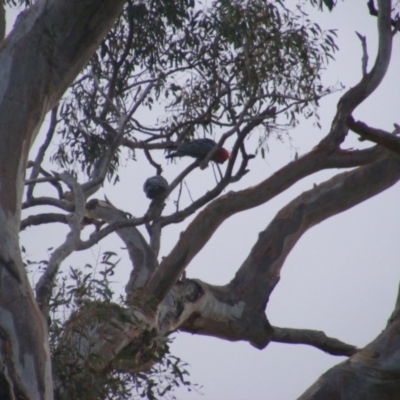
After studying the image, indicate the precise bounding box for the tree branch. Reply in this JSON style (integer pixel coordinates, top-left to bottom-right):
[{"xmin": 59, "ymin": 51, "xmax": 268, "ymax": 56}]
[
  {"xmin": 35, "ymin": 173, "xmax": 84, "ymax": 318},
  {"xmin": 81, "ymin": 112, "xmax": 129, "ymax": 198},
  {"xmin": 20, "ymin": 213, "xmax": 67, "ymax": 231},
  {"xmin": 299, "ymin": 276, "xmax": 400, "ymax": 399},
  {"xmin": 158, "ymin": 278, "xmax": 272, "ymax": 349},
  {"xmin": 26, "ymin": 105, "xmax": 58, "ymax": 199},
  {"xmin": 0, "ymin": 1, "xmax": 130, "ymax": 396},
  {"xmin": 167, "ymin": 152, "xmax": 400, "ymax": 352},
  {"xmin": 347, "ymin": 115, "xmax": 400, "ymax": 154},
  {"xmin": 367, "ymin": 0, "xmax": 400, "ymax": 31},
  {"xmin": 22, "ymin": 196, "xmax": 73, "ymax": 212},
  {"xmin": 84, "ymin": 200, "xmax": 158, "ymax": 294},
  {"xmin": 319, "ymin": 0, "xmax": 392, "ymax": 149},
  {"xmin": 272, "ymin": 327, "xmax": 358, "ymax": 357},
  {"xmin": 144, "ymin": 147, "xmax": 383, "ymax": 304},
  {"xmin": 356, "ymin": 32, "xmax": 368, "ymax": 76},
  {"xmin": 229, "ymin": 153, "xmax": 400, "ymax": 310}
]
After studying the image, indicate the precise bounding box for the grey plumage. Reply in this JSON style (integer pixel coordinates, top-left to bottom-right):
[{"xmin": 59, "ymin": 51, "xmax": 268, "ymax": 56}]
[
  {"xmin": 165, "ymin": 138, "xmax": 230, "ymax": 164},
  {"xmin": 143, "ymin": 175, "xmax": 169, "ymax": 199}
]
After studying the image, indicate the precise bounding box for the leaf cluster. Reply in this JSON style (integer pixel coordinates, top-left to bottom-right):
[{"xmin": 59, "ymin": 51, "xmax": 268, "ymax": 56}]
[
  {"xmin": 47, "ymin": 251, "xmax": 196, "ymax": 400},
  {"xmin": 5, "ymin": 0, "xmax": 31, "ymax": 7},
  {"xmin": 52, "ymin": 0, "xmax": 338, "ymax": 179}
]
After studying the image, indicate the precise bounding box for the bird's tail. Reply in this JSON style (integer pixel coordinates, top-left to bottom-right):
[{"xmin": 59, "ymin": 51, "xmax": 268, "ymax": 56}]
[{"xmin": 165, "ymin": 152, "xmax": 179, "ymax": 159}]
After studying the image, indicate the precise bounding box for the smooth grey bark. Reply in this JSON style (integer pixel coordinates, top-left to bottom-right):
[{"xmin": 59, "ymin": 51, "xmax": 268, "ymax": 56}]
[{"xmin": 0, "ymin": 1, "xmax": 126, "ymax": 399}]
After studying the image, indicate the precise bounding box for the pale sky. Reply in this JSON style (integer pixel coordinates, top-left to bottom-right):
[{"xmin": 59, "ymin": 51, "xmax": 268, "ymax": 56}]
[{"xmin": 13, "ymin": 2, "xmax": 400, "ymax": 399}]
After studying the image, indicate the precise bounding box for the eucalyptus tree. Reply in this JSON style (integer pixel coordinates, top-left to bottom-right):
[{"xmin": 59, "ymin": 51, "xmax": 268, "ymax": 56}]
[{"xmin": 0, "ymin": 0, "xmax": 399, "ymax": 399}]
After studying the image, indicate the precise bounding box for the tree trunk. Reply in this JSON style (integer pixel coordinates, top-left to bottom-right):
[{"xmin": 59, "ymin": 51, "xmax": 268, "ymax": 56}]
[{"xmin": 0, "ymin": 1, "xmax": 126, "ymax": 398}]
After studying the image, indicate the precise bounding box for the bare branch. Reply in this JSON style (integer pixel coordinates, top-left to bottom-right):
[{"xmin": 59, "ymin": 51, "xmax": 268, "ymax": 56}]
[
  {"xmin": 20, "ymin": 213, "xmax": 67, "ymax": 231},
  {"xmin": 356, "ymin": 31, "xmax": 368, "ymax": 76},
  {"xmin": 26, "ymin": 106, "xmax": 58, "ymax": 199},
  {"xmin": 272, "ymin": 327, "xmax": 358, "ymax": 357},
  {"xmin": 31, "ymin": 166, "xmax": 65, "ymax": 199},
  {"xmin": 157, "ymin": 111, "xmax": 272, "ymax": 228},
  {"xmin": 159, "ymin": 152, "xmax": 400, "ymax": 353},
  {"xmin": 223, "ymin": 106, "xmax": 275, "ymax": 178},
  {"xmin": 81, "ymin": 80, "xmax": 156, "ymax": 199},
  {"xmin": 25, "ymin": 176, "xmax": 60, "ymax": 185},
  {"xmin": 145, "ymin": 147, "xmax": 384, "ymax": 304},
  {"xmin": 84, "ymin": 200, "xmax": 157, "ymax": 294},
  {"xmin": 348, "ymin": 116, "xmax": 400, "ymax": 154},
  {"xmin": 91, "ymin": 73, "xmax": 121, "ymax": 116},
  {"xmin": 230, "ymin": 153, "xmax": 400, "ymax": 310},
  {"xmin": 35, "ymin": 173, "xmax": 85, "ymax": 317},
  {"xmin": 127, "ymin": 80, "xmax": 155, "ymax": 119},
  {"xmin": 174, "ymin": 182, "xmax": 184, "ymax": 213},
  {"xmin": 22, "ymin": 196, "xmax": 73, "ymax": 212},
  {"xmin": 121, "ymin": 137, "xmax": 171, "ymax": 150},
  {"xmin": 75, "ymin": 218, "xmax": 146, "ymax": 250},
  {"xmin": 143, "ymin": 147, "xmax": 163, "ymax": 175},
  {"xmin": 80, "ymin": 115, "xmax": 128, "ymax": 198},
  {"xmin": 163, "ymin": 161, "xmax": 199, "ymax": 198},
  {"xmin": 159, "ymin": 169, "xmax": 231, "ymax": 226},
  {"xmin": 319, "ymin": 0, "xmax": 392, "ymax": 149}
]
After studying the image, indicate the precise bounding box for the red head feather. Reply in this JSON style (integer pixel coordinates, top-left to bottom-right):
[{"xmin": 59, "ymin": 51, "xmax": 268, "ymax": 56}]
[{"xmin": 212, "ymin": 148, "xmax": 230, "ymax": 164}]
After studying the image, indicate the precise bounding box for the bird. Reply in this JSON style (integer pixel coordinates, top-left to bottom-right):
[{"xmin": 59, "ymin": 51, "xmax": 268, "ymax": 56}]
[
  {"xmin": 165, "ymin": 138, "xmax": 230, "ymax": 164},
  {"xmin": 143, "ymin": 175, "xmax": 169, "ymax": 199}
]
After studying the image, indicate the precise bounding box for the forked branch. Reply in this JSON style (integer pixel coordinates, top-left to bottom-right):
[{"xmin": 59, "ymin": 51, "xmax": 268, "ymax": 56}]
[
  {"xmin": 26, "ymin": 106, "xmax": 59, "ymax": 199},
  {"xmin": 84, "ymin": 200, "xmax": 158, "ymax": 293},
  {"xmin": 35, "ymin": 173, "xmax": 84, "ymax": 317},
  {"xmin": 319, "ymin": 0, "xmax": 392, "ymax": 148},
  {"xmin": 144, "ymin": 147, "xmax": 383, "ymax": 304},
  {"xmin": 229, "ymin": 153, "xmax": 400, "ymax": 310}
]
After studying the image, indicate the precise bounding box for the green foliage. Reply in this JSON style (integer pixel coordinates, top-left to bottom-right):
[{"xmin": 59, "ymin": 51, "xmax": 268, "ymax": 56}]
[
  {"xmin": 5, "ymin": 0, "xmax": 31, "ymax": 7},
  {"xmin": 53, "ymin": 0, "xmax": 338, "ymax": 179},
  {"xmin": 309, "ymin": 0, "xmax": 337, "ymax": 12},
  {"xmin": 47, "ymin": 252, "xmax": 197, "ymax": 400}
]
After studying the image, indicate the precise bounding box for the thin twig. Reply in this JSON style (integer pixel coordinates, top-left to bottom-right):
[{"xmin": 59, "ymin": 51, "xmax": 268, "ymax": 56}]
[
  {"xmin": 143, "ymin": 147, "xmax": 163, "ymax": 175},
  {"xmin": 81, "ymin": 81, "xmax": 156, "ymax": 199},
  {"xmin": 356, "ymin": 31, "xmax": 368, "ymax": 76},
  {"xmin": 26, "ymin": 106, "xmax": 59, "ymax": 199},
  {"xmin": 76, "ymin": 217, "xmax": 146, "ymax": 251},
  {"xmin": 183, "ymin": 180, "xmax": 194, "ymax": 203},
  {"xmin": 175, "ymin": 182, "xmax": 184, "ymax": 212}
]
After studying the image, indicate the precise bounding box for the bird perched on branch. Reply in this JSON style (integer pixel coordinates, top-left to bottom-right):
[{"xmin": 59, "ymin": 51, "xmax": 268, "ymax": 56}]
[
  {"xmin": 143, "ymin": 175, "xmax": 169, "ymax": 199},
  {"xmin": 165, "ymin": 138, "xmax": 230, "ymax": 164}
]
